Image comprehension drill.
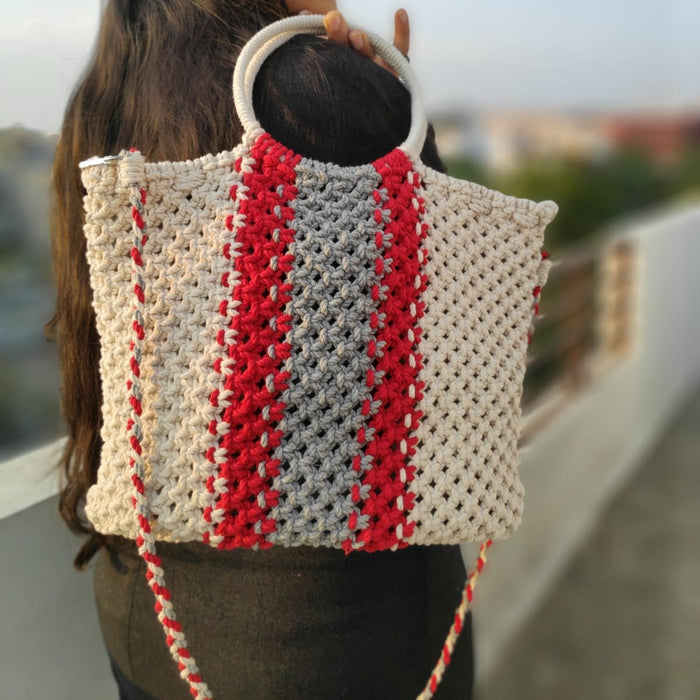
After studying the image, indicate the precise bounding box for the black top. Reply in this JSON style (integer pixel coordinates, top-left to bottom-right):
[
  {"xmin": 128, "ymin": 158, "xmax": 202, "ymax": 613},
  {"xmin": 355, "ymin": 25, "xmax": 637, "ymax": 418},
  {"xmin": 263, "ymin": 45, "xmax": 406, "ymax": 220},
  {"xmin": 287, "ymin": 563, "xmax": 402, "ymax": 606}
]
[{"xmin": 95, "ymin": 541, "xmax": 472, "ymax": 699}]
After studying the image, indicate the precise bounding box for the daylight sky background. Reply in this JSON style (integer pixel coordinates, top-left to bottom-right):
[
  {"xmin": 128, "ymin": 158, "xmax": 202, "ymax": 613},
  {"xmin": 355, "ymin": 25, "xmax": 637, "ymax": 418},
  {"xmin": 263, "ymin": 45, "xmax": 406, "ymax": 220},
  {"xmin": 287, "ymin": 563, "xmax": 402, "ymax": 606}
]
[{"xmin": 1, "ymin": 0, "xmax": 699, "ymax": 133}]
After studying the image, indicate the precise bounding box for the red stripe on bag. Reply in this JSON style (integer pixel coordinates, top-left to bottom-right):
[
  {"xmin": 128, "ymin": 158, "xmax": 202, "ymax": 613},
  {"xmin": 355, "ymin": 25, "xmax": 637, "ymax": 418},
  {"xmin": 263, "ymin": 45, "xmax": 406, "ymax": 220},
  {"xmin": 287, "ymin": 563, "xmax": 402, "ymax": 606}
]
[
  {"xmin": 213, "ymin": 133, "xmax": 301, "ymax": 549},
  {"xmin": 345, "ymin": 149, "xmax": 427, "ymax": 553}
]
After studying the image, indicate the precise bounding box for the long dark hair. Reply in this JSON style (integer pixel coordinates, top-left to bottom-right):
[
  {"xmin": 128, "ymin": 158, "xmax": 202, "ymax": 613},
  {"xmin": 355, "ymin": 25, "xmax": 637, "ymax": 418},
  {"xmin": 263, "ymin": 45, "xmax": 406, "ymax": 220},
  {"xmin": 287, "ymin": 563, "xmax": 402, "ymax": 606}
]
[{"xmin": 48, "ymin": 0, "xmax": 443, "ymax": 568}]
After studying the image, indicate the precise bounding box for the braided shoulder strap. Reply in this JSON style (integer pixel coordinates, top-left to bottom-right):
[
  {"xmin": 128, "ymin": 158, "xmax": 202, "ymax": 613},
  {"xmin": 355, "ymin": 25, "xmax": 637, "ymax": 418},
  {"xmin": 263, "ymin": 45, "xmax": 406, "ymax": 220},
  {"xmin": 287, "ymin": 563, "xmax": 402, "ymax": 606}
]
[{"xmin": 121, "ymin": 153, "xmax": 212, "ymax": 699}]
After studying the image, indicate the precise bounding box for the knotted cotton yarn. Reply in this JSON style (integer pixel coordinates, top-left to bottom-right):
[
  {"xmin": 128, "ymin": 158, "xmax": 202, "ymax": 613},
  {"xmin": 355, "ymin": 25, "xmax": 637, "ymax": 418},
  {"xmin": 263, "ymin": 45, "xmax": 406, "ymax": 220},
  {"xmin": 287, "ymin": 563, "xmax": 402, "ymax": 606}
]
[{"xmin": 82, "ymin": 133, "xmax": 555, "ymax": 553}]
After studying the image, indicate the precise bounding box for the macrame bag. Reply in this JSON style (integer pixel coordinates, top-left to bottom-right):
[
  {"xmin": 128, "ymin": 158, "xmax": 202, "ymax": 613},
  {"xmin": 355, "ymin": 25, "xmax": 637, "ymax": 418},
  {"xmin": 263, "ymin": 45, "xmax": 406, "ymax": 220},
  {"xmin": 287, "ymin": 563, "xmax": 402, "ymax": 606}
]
[{"xmin": 79, "ymin": 14, "xmax": 557, "ymax": 700}]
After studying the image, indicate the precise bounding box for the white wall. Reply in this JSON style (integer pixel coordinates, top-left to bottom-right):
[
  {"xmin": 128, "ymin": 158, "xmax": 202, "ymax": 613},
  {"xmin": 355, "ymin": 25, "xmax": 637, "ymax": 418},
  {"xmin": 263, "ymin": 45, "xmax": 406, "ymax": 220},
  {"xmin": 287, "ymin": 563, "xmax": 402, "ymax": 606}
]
[{"xmin": 0, "ymin": 497, "xmax": 114, "ymax": 700}]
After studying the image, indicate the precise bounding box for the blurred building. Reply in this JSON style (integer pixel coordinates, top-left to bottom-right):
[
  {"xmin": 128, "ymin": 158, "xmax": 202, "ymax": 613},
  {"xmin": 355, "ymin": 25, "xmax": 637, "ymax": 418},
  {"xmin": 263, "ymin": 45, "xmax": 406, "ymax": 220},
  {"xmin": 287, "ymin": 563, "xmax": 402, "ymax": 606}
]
[
  {"xmin": 603, "ymin": 112, "xmax": 700, "ymax": 164},
  {"xmin": 433, "ymin": 109, "xmax": 700, "ymax": 171},
  {"xmin": 0, "ymin": 126, "xmax": 57, "ymax": 260},
  {"xmin": 0, "ymin": 126, "xmax": 60, "ymax": 458}
]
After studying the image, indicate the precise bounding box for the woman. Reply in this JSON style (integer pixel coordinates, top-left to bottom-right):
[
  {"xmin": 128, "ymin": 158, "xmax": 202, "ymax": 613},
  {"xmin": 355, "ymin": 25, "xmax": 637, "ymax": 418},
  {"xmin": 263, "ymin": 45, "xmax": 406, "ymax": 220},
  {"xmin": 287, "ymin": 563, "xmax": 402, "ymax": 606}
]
[{"xmin": 48, "ymin": 1, "xmax": 473, "ymax": 698}]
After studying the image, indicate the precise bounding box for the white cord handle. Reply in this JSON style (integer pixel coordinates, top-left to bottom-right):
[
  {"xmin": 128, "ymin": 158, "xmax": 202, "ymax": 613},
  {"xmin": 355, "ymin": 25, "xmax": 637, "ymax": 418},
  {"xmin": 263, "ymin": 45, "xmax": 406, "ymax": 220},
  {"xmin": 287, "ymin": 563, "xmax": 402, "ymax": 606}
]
[{"xmin": 232, "ymin": 14, "xmax": 428, "ymax": 161}]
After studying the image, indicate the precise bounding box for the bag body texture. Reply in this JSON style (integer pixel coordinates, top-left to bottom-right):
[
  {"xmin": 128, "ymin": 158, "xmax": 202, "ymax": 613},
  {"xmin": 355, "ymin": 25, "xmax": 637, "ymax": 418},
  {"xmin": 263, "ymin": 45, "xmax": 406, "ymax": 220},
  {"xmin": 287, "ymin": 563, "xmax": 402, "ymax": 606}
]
[
  {"xmin": 78, "ymin": 14, "xmax": 557, "ymax": 700},
  {"xmin": 83, "ymin": 139, "xmax": 555, "ymax": 553}
]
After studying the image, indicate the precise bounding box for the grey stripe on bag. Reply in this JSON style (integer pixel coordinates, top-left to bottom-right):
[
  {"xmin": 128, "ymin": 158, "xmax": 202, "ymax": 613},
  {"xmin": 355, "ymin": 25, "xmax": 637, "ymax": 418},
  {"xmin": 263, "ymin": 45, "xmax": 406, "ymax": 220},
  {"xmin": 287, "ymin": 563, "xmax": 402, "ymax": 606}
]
[{"xmin": 268, "ymin": 160, "xmax": 386, "ymax": 547}]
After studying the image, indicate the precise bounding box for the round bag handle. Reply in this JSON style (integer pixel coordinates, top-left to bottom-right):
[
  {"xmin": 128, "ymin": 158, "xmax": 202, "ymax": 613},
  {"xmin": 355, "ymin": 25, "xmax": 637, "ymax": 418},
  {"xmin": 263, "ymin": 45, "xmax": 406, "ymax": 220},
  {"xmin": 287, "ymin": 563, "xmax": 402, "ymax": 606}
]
[{"xmin": 232, "ymin": 14, "xmax": 429, "ymax": 161}]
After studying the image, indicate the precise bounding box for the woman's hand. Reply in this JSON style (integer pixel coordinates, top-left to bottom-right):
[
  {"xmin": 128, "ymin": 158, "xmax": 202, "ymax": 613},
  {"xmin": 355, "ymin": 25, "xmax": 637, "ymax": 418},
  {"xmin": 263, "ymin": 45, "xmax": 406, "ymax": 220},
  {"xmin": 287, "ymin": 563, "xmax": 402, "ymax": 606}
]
[
  {"xmin": 322, "ymin": 9, "xmax": 410, "ymax": 64},
  {"xmin": 285, "ymin": 2, "xmax": 410, "ymax": 65}
]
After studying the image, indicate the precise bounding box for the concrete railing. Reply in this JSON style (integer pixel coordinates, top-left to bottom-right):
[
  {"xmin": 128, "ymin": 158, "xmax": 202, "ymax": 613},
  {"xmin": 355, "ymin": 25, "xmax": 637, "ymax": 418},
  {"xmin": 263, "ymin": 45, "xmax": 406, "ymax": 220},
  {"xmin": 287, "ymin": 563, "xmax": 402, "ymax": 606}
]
[{"xmin": 2, "ymin": 203, "xmax": 700, "ymax": 698}]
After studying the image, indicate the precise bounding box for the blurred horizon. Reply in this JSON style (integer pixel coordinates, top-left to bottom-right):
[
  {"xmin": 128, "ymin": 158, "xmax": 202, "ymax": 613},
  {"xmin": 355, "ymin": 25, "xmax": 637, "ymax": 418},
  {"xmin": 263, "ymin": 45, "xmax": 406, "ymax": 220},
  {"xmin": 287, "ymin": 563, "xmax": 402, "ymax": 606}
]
[{"xmin": 2, "ymin": 0, "xmax": 700, "ymax": 133}]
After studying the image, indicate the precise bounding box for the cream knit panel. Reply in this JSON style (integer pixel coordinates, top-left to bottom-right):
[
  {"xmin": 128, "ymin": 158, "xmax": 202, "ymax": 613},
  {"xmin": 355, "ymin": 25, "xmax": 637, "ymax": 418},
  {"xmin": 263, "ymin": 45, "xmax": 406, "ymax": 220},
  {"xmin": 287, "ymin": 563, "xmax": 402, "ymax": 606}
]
[
  {"xmin": 406, "ymin": 164, "xmax": 557, "ymax": 546},
  {"xmin": 82, "ymin": 163, "xmax": 135, "ymax": 536},
  {"xmin": 83, "ymin": 148, "xmax": 248, "ymax": 541}
]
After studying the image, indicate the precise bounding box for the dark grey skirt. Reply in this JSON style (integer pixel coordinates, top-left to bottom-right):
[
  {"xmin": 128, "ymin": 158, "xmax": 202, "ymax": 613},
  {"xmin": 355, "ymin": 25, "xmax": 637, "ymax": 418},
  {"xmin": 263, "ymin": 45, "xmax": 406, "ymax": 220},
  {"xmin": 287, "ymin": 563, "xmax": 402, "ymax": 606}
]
[{"xmin": 94, "ymin": 540, "xmax": 473, "ymax": 700}]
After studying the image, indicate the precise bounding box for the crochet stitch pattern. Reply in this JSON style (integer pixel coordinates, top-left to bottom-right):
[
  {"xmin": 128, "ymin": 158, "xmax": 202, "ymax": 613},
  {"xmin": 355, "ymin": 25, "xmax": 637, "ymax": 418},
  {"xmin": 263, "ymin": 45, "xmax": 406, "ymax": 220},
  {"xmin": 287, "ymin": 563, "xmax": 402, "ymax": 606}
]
[
  {"xmin": 82, "ymin": 134, "xmax": 556, "ymax": 549},
  {"xmin": 403, "ymin": 163, "xmax": 556, "ymax": 545},
  {"xmin": 345, "ymin": 149, "xmax": 427, "ymax": 554},
  {"xmin": 212, "ymin": 132, "xmax": 300, "ymax": 549},
  {"xmin": 268, "ymin": 155, "xmax": 386, "ymax": 548}
]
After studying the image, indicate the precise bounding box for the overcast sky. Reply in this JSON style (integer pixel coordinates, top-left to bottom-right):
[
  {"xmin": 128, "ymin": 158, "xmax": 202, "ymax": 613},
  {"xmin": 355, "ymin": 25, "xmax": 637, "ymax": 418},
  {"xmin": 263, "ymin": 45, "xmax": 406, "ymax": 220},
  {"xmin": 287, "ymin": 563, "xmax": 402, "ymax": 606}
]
[{"xmin": 2, "ymin": 0, "xmax": 699, "ymax": 133}]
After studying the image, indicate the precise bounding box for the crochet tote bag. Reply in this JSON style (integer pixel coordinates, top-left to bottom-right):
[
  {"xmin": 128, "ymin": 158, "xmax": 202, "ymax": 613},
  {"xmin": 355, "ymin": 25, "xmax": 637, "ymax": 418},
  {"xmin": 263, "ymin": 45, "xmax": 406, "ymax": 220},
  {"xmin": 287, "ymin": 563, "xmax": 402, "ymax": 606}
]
[{"xmin": 79, "ymin": 14, "xmax": 556, "ymax": 700}]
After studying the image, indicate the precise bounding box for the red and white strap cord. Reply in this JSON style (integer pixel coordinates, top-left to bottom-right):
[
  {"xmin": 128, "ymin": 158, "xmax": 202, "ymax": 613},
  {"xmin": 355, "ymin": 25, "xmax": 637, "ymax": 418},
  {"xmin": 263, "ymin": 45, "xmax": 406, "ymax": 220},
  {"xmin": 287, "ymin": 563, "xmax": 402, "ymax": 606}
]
[
  {"xmin": 125, "ymin": 173, "xmax": 213, "ymax": 699},
  {"xmin": 417, "ymin": 541, "xmax": 492, "ymax": 700},
  {"xmin": 123, "ymin": 164, "xmax": 491, "ymax": 700}
]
